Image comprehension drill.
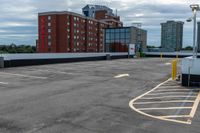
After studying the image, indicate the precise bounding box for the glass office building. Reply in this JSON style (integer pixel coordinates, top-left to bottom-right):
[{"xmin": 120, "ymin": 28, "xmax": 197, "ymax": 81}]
[{"xmin": 105, "ymin": 27, "xmax": 147, "ymax": 52}]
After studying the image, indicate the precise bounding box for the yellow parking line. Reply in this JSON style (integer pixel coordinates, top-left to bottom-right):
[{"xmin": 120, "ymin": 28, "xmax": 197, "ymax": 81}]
[
  {"xmin": 138, "ymin": 107, "xmax": 192, "ymax": 111},
  {"xmin": 147, "ymin": 92, "xmax": 198, "ymax": 96},
  {"xmin": 156, "ymin": 118, "xmax": 191, "ymax": 124},
  {"xmin": 159, "ymin": 115, "xmax": 191, "ymax": 118},
  {"xmin": 159, "ymin": 86, "xmax": 181, "ymax": 88},
  {"xmin": 114, "ymin": 74, "xmax": 129, "ymax": 78},
  {"xmin": 129, "ymin": 78, "xmax": 171, "ymax": 100},
  {"xmin": 189, "ymin": 91, "xmax": 200, "ymax": 118},
  {"xmin": 130, "ymin": 101, "xmax": 192, "ymax": 125},
  {"xmin": 154, "ymin": 89, "xmax": 200, "ymax": 92},
  {"xmin": 0, "ymin": 72, "xmax": 47, "ymax": 79},
  {"xmin": 133, "ymin": 100, "xmax": 195, "ymax": 105},
  {"xmin": 140, "ymin": 95, "xmax": 196, "ymax": 100}
]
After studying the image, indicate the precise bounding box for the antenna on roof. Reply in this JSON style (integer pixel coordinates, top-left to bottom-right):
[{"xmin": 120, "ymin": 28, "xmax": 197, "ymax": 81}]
[{"xmin": 116, "ymin": 9, "xmax": 118, "ymax": 16}]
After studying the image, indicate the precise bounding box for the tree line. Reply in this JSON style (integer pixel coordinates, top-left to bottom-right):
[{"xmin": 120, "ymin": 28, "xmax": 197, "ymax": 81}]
[
  {"xmin": 147, "ymin": 45, "xmax": 193, "ymax": 51},
  {"xmin": 0, "ymin": 44, "xmax": 36, "ymax": 54}
]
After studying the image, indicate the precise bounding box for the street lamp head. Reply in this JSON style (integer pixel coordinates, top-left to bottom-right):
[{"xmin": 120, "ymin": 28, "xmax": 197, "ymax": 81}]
[
  {"xmin": 186, "ymin": 17, "xmax": 192, "ymax": 22},
  {"xmin": 190, "ymin": 4, "xmax": 200, "ymax": 11}
]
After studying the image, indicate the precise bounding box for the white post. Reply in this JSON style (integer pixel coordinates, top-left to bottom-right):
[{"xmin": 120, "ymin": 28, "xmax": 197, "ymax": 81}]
[{"xmin": 193, "ymin": 9, "xmax": 197, "ymax": 58}]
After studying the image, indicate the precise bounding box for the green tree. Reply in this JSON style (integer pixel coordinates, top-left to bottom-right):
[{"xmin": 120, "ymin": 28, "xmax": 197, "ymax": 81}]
[
  {"xmin": 0, "ymin": 44, "xmax": 36, "ymax": 53},
  {"xmin": 182, "ymin": 46, "xmax": 193, "ymax": 51}
]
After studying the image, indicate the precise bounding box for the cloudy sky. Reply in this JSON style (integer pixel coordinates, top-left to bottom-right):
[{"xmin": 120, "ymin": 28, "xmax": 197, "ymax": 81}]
[{"xmin": 0, "ymin": 0, "xmax": 200, "ymax": 47}]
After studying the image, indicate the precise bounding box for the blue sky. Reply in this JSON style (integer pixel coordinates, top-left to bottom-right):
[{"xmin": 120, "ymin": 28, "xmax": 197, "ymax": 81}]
[{"xmin": 0, "ymin": 0, "xmax": 199, "ymax": 47}]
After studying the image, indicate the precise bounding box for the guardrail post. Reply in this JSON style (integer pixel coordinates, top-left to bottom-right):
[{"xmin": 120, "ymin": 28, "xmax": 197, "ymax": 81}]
[{"xmin": 172, "ymin": 59, "xmax": 177, "ymax": 80}]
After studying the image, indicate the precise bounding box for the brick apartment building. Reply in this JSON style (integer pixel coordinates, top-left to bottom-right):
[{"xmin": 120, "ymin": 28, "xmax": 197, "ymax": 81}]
[
  {"xmin": 82, "ymin": 5, "xmax": 123, "ymax": 27},
  {"xmin": 37, "ymin": 5, "xmax": 123, "ymax": 53}
]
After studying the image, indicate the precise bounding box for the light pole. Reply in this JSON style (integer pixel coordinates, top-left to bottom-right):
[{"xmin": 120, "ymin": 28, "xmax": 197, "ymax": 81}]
[{"xmin": 187, "ymin": 4, "xmax": 200, "ymax": 58}]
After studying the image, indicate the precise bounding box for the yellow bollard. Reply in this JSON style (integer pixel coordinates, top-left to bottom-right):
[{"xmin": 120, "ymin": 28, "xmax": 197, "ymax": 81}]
[{"xmin": 171, "ymin": 60, "xmax": 177, "ymax": 80}]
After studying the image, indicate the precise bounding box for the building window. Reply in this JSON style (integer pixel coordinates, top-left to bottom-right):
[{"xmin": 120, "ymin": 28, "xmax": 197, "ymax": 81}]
[
  {"xmin": 48, "ymin": 16, "xmax": 51, "ymax": 20},
  {"xmin": 48, "ymin": 22, "xmax": 51, "ymax": 27},
  {"xmin": 48, "ymin": 41, "xmax": 51, "ymax": 46},
  {"xmin": 48, "ymin": 29, "xmax": 51, "ymax": 33},
  {"xmin": 48, "ymin": 35, "xmax": 51, "ymax": 39}
]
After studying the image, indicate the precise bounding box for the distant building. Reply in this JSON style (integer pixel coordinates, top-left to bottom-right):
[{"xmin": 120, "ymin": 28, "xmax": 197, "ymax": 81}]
[
  {"xmin": 82, "ymin": 5, "xmax": 114, "ymax": 18},
  {"xmin": 82, "ymin": 5, "xmax": 123, "ymax": 27},
  {"xmin": 197, "ymin": 22, "xmax": 200, "ymax": 52},
  {"xmin": 37, "ymin": 5, "xmax": 123, "ymax": 53},
  {"xmin": 161, "ymin": 21, "xmax": 184, "ymax": 51},
  {"xmin": 37, "ymin": 11, "xmax": 108, "ymax": 53},
  {"xmin": 105, "ymin": 27, "xmax": 147, "ymax": 52}
]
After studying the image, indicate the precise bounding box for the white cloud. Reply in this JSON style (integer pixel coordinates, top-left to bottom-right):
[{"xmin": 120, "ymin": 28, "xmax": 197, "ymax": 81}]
[
  {"xmin": 0, "ymin": 34, "xmax": 37, "ymax": 37},
  {"xmin": 0, "ymin": 22, "xmax": 35, "ymax": 27},
  {"xmin": 0, "ymin": 0, "xmax": 199, "ymax": 46},
  {"xmin": 135, "ymin": 13, "xmax": 144, "ymax": 17}
]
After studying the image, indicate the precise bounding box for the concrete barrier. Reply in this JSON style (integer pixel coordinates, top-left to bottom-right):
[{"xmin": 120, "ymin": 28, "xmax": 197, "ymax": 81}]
[
  {"xmin": 0, "ymin": 53, "xmax": 129, "ymax": 68},
  {"xmin": 145, "ymin": 52, "xmax": 200, "ymax": 58}
]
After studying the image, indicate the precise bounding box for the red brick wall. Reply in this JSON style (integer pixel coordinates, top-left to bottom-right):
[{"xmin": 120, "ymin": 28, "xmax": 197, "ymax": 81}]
[
  {"xmin": 37, "ymin": 12, "xmax": 108, "ymax": 53},
  {"xmin": 95, "ymin": 10, "xmax": 107, "ymax": 20}
]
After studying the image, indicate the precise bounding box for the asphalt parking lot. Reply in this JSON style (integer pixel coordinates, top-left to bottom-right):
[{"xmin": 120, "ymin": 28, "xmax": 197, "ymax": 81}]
[{"xmin": 0, "ymin": 58, "xmax": 200, "ymax": 133}]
